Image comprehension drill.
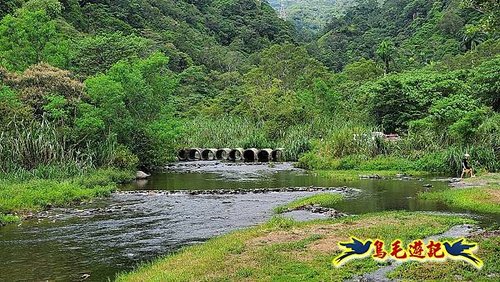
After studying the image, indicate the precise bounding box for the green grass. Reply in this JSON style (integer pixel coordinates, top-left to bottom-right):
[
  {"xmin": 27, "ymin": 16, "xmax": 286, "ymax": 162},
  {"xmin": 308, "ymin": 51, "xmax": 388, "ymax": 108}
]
[
  {"xmin": 297, "ymin": 144, "xmax": 499, "ymax": 176},
  {"xmin": 419, "ymin": 186, "xmax": 500, "ymax": 214},
  {"xmin": 274, "ymin": 193, "xmax": 344, "ymax": 214},
  {"xmin": 387, "ymin": 234, "xmax": 500, "ymax": 281},
  {"xmin": 0, "ymin": 168, "xmax": 132, "ymax": 220},
  {"xmin": 417, "ymin": 172, "xmax": 500, "ymax": 214},
  {"xmin": 116, "ymin": 211, "xmax": 474, "ymax": 282},
  {"xmin": 0, "ymin": 213, "xmax": 20, "ymax": 225}
]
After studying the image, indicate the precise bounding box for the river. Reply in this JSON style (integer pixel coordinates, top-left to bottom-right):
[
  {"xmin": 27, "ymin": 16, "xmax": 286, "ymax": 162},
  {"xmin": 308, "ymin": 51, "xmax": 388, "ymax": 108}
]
[{"xmin": 0, "ymin": 162, "xmax": 497, "ymax": 281}]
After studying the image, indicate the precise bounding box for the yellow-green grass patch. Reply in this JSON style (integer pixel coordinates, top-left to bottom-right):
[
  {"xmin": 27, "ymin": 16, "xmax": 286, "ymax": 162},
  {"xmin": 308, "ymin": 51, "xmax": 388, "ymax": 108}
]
[{"xmin": 117, "ymin": 211, "xmax": 474, "ymax": 282}]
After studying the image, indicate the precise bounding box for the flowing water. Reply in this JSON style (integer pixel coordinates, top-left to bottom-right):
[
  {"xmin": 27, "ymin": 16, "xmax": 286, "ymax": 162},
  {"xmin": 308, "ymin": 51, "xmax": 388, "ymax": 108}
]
[{"xmin": 0, "ymin": 162, "xmax": 497, "ymax": 281}]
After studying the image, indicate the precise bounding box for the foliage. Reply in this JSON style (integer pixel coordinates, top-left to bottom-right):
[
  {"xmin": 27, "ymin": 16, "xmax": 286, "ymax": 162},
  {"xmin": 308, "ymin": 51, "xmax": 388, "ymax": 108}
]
[
  {"xmin": 376, "ymin": 39, "xmax": 395, "ymax": 74},
  {"xmin": 311, "ymin": 0, "xmax": 485, "ymax": 71},
  {"xmin": 0, "ymin": 0, "xmax": 498, "ymax": 174},
  {"xmin": 268, "ymin": 0, "xmax": 354, "ymax": 39},
  {"xmin": 469, "ymin": 56, "xmax": 500, "ymax": 111},
  {"xmin": 0, "ymin": 3, "xmax": 71, "ymax": 71},
  {"xmin": 0, "ymin": 0, "xmax": 23, "ymax": 19},
  {"xmin": 0, "ymin": 118, "xmax": 115, "ymax": 174},
  {"xmin": 82, "ymin": 52, "xmax": 179, "ymax": 166},
  {"xmin": 1, "ymin": 63, "xmax": 85, "ymax": 121},
  {"xmin": 0, "ymin": 84, "xmax": 30, "ymax": 129},
  {"xmin": 71, "ymin": 32, "xmax": 153, "ymax": 77}
]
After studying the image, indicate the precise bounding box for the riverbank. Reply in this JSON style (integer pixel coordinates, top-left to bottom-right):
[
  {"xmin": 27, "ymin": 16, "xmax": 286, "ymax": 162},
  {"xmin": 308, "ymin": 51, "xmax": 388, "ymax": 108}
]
[
  {"xmin": 315, "ymin": 170, "xmax": 500, "ymax": 214},
  {"xmin": 419, "ymin": 173, "xmax": 500, "ymax": 214},
  {"xmin": 116, "ymin": 211, "xmax": 481, "ymax": 281},
  {"xmin": 117, "ymin": 170, "xmax": 500, "ymax": 281},
  {"xmin": 313, "ymin": 169, "xmax": 432, "ymax": 181},
  {"xmin": 0, "ymin": 168, "xmax": 132, "ymax": 225},
  {"xmin": 387, "ymin": 230, "xmax": 500, "ymax": 281}
]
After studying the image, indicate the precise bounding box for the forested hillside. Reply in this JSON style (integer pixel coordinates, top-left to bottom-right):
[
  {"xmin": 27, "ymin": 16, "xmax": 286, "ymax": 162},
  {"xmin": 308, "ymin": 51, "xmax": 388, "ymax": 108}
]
[
  {"xmin": 311, "ymin": 0, "xmax": 497, "ymax": 71},
  {"xmin": 0, "ymin": 0, "xmax": 499, "ymax": 178},
  {"xmin": 268, "ymin": 0, "xmax": 354, "ymax": 37},
  {"xmin": 0, "ymin": 0, "xmax": 295, "ymax": 169}
]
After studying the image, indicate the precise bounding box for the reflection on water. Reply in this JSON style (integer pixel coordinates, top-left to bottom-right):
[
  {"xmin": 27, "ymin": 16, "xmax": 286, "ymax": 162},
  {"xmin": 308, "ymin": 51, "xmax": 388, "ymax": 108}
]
[
  {"xmin": 0, "ymin": 166, "xmax": 497, "ymax": 281},
  {"xmin": 122, "ymin": 169, "xmax": 451, "ymax": 214},
  {"xmin": 0, "ymin": 191, "xmax": 333, "ymax": 281}
]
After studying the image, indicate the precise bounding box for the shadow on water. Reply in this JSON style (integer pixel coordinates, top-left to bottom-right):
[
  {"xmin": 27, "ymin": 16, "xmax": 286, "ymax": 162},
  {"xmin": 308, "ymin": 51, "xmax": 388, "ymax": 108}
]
[{"xmin": 0, "ymin": 163, "xmax": 498, "ymax": 281}]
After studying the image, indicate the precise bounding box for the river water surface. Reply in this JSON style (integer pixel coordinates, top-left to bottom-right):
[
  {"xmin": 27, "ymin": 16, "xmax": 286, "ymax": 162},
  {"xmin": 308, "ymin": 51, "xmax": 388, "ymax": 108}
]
[{"xmin": 0, "ymin": 162, "xmax": 497, "ymax": 281}]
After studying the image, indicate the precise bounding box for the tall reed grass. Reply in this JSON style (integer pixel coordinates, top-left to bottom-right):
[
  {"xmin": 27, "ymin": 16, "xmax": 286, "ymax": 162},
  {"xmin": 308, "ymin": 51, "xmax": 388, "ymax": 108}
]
[
  {"xmin": 175, "ymin": 113, "xmax": 499, "ymax": 173},
  {"xmin": 176, "ymin": 116, "xmax": 345, "ymax": 161},
  {"xmin": 176, "ymin": 116, "xmax": 266, "ymax": 148},
  {"xmin": 0, "ymin": 118, "xmax": 116, "ymax": 178}
]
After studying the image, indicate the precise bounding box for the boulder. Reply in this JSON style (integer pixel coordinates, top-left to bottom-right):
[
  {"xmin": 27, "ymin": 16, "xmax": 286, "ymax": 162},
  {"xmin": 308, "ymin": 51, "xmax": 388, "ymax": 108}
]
[{"xmin": 136, "ymin": 171, "xmax": 151, "ymax": 179}]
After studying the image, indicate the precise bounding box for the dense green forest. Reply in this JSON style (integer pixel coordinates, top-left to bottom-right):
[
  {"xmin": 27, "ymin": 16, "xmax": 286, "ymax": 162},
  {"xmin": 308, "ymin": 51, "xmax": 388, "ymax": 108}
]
[
  {"xmin": 0, "ymin": 0, "xmax": 499, "ymax": 180},
  {"xmin": 268, "ymin": 0, "xmax": 354, "ymax": 38}
]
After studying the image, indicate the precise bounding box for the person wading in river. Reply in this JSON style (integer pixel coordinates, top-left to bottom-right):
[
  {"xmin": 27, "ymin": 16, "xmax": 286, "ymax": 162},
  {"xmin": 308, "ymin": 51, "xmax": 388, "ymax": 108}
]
[{"xmin": 461, "ymin": 153, "xmax": 475, "ymax": 178}]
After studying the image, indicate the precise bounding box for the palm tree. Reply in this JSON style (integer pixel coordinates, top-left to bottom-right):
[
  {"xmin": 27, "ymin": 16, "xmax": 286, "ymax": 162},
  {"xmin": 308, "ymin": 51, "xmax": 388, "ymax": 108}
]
[
  {"xmin": 462, "ymin": 24, "xmax": 487, "ymax": 51},
  {"xmin": 376, "ymin": 40, "xmax": 395, "ymax": 74}
]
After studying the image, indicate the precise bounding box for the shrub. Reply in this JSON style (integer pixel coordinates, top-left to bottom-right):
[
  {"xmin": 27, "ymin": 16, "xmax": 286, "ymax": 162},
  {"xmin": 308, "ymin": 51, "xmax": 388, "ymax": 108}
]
[
  {"xmin": 359, "ymin": 156, "xmax": 415, "ymax": 171},
  {"xmin": 296, "ymin": 150, "xmax": 340, "ymax": 170},
  {"xmin": 338, "ymin": 155, "xmax": 366, "ymax": 170},
  {"xmin": 415, "ymin": 151, "xmax": 448, "ymax": 173},
  {"xmin": 112, "ymin": 145, "xmax": 139, "ymax": 170}
]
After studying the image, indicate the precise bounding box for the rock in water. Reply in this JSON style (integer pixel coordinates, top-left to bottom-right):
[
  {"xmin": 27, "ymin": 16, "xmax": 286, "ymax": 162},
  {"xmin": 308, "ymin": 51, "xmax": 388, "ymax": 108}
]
[{"xmin": 136, "ymin": 171, "xmax": 151, "ymax": 179}]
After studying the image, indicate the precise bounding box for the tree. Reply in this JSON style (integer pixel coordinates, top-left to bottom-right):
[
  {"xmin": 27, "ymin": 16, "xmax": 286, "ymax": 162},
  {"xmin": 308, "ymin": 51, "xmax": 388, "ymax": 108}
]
[
  {"xmin": 0, "ymin": 5, "xmax": 70, "ymax": 71},
  {"xmin": 0, "ymin": 0, "xmax": 23, "ymax": 18},
  {"xmin": 0, "ymin": 84, "xmax": 30, "ymax": 130},
  {"xmin": 81, "ymin": 52, "xmax": 178, "ymax": 165},
  {"xmin": 470, "ymin": 57, "xmax": 500, "ymax": 111},
  {"xmin": 343, "ymin": 58, "xmax": 384, "ymax": 82},
  {"xmin": 368, "ymin": 77, "xmax": 415, "ymax": 132},
  {"xmin": 23, "ymin": 0, "xmax": 63, "ymax": 18},
  {"xmin": 251, "ymin": 44, "xmax": 329, "ymax": 91},
  {"xmin": 462, "ymin": 0, "xmax": 500, "ymax": 34},
  {"xmin": 462, "ymin": 24, "xmax": 487, "ymax": 50},
  {"xmin": 376, "ymin": 40, "xmax": 395, "ymax": 74},
  {"xmin": 1, "ymin": 63, "xmax": 84, "ymax": 122},
  {"xmin": 71, "ymin": 32, "xmax": 153, "ymax": 77}
]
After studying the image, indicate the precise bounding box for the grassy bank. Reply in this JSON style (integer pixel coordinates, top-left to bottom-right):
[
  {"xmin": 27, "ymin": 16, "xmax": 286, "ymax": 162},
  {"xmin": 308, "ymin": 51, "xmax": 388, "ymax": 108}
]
[
  {"xmin": 388, "ymin": 232, "xmax": 500, "ymax": 281},
  {"xmin": 420, "ymin": 187, "xmax": 500, "ymax": 214},
  {"xmin": 0, "ymin": 168, "xmax": 132, "ymax": 225},
  {"xmin": 274, "ymin": 193, "xmax": 344, "ymax": 213},
  {"xmin": 296, "ymin": 128, "xmax": 499, "ymax": 176},
  {"xmin": 419, "ymin": 173, "xmax": 500, "ymax": 214},
  {"xmin": 117, "ymin": 212, "xmax": 474, "ymax": 281}
]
